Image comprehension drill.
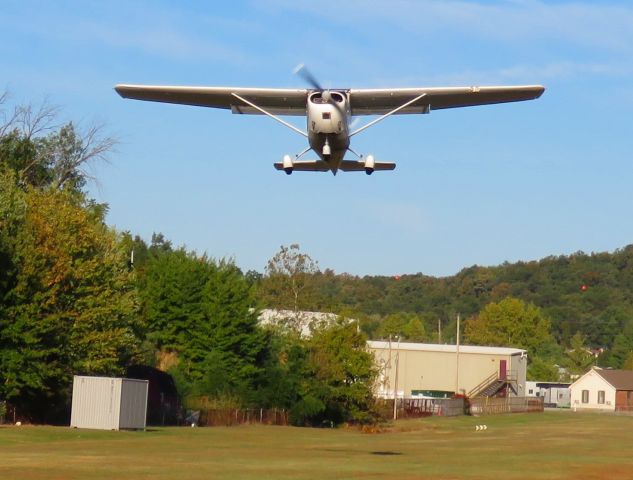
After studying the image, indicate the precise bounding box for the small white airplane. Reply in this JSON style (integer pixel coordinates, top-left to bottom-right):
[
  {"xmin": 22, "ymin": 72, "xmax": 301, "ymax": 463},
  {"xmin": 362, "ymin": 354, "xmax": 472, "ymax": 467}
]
[{"xmin": 115, "ymin": 66, "xmax": 544, "ymax": 175}]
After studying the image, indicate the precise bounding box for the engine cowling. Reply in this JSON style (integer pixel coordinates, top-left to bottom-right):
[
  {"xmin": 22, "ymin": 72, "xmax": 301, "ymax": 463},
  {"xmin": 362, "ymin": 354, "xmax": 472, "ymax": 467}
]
[
  {"xmin": 364, "ymin": 154, "xmax": 375, "ymax": 175},
  {"xmin": 282, "ymin": 154, "xmax": 293, "ymax": 175}
]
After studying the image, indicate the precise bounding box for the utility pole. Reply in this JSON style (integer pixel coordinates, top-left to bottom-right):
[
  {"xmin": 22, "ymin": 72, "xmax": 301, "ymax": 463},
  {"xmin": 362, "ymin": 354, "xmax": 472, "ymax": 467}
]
[
  {"xmin": 455, "ymin": 314, "xmax": 461, "ymax": 395},
  {"xmin": 438, "ymin": 318, "xmax": 442, "ymax": 344},
  {"xmin": 392, "ymin": 336, "xmax": 401, "ymax": 420},
  {"xmin": 387, "ymin": 335, "xmax": 392, "ymax": 395}
]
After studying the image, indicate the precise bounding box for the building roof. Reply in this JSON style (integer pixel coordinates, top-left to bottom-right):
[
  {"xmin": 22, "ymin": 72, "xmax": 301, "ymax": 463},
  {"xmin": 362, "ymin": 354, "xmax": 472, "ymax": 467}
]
[
  {"xmin": 594, "ymin": 369, "xmax": 633, "ymax": 390},
  {"xmin": 259, "ymin": 309, "xmax": 340, "ymax": 336},
  {"xmin": 367, "ymin": 340, "xmax": 526, "ymax": 356}
]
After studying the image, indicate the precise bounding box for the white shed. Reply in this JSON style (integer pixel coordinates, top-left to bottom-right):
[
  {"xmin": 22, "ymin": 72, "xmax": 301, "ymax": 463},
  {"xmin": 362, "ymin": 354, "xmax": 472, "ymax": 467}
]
[{"xmin": 71, "ymin": 375, "xmax": 148, "ymax": 430}]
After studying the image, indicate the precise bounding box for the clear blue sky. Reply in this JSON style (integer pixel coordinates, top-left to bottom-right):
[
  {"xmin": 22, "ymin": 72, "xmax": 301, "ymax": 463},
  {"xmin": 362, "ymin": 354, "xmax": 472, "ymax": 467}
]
[{"xmin": 3, "ymin": 0, "xmax": 633, "ymax": 276}]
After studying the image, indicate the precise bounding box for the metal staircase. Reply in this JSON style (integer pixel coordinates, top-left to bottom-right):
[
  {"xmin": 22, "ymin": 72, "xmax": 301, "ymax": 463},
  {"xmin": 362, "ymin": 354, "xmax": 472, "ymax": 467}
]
[{"xmin": 468, "ymin": 371, "xmax": 518, "ymax": 398}]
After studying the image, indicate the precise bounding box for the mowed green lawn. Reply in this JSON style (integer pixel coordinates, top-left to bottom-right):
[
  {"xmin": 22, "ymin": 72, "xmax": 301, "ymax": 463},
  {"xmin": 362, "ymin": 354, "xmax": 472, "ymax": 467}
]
[{"xmin": 1, "ymin": 412, "xmax": 632, "ymax": 480}]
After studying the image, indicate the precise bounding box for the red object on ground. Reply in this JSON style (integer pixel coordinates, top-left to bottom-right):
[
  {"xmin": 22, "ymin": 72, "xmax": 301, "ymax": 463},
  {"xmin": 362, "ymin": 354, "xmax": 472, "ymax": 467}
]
[
  {"xmin": 394, "ymin": 275, "xmax": 401, "ymax": 281},
  {"xmin": 581, "ymin": 284, "xmax": 588, "ymax": 292}
]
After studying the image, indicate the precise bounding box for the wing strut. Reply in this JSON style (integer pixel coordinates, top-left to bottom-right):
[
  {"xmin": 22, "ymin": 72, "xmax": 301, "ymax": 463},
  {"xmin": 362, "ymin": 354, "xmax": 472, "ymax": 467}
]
[
  {"xmin": 349, "ymin": 93, "xmax": 428, "ymax": 138},
  {"xmin": 231, "ymin": 93, "xmax": 308, "ymax": 138}
]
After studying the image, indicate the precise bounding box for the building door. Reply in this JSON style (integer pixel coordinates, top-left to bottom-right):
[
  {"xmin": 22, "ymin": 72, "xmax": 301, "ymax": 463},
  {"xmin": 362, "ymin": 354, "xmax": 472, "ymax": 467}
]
[{"xmin": 499, "ymin": 360, "xmax": 507, "ymax": 380}]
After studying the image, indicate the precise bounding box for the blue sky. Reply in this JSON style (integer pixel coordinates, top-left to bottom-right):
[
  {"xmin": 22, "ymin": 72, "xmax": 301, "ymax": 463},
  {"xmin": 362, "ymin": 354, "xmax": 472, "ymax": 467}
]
[{"xmin": 3, "ymin": 0, "xmax": 633, "ymax": 276}]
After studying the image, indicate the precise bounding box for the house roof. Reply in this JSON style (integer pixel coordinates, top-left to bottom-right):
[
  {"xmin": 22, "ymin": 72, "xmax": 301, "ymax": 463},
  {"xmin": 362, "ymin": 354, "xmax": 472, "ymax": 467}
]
[
  {"xmin": 367, "ymin": 340, "xmax": 526, "ymax": 356},
  {"xmin": 595, "ymin": 369, "xmax": 633, "ymax": 390}
]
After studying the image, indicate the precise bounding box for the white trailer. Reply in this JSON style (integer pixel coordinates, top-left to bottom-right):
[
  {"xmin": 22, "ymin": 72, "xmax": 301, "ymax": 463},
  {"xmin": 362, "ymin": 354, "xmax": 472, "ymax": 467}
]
[{"xmin": 70, "ymin": 375, "xmax": 148, "ymax": 430}]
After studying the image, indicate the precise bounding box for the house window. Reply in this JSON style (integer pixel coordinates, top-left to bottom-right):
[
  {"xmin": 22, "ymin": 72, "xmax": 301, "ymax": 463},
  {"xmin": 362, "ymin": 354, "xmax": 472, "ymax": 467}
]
[
  {"xmin": 598, "ymin": 391, "xmax": 605, "ymax": 404},
  {"xmin": 582, "ymin": 390, "xmax": 589, "ymax": 404},
  {"xmin": 528, "ymin": 389, "xmax": 533, "ymax": 395}
]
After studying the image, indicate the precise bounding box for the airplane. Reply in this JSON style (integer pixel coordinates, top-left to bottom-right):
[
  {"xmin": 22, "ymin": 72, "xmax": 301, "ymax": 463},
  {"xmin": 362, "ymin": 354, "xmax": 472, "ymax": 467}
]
[{"xmin": 114, "ymin": 66, "xmax": 544, "ymax": 175}]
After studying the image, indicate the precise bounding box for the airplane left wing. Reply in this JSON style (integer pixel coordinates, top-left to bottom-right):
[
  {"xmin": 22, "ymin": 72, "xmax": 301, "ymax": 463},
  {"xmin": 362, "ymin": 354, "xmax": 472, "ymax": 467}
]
[
  {"xmin": 349, "ymin": 85, "xmax": 545, "ymax": 115},
  {"xmin": 114, "ymin": 85, "xmax": 309, "ymax": 116},
  {"xmin": 339, "ymin": 160, "xmax": 395, "ymax": 172}
]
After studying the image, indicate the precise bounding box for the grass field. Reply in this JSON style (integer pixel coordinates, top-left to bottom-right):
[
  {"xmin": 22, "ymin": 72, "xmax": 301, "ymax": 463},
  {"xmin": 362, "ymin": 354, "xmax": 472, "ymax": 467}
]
[{"xmin": 1, "ymin": 411, "xmax": 632, "ymax": 479}]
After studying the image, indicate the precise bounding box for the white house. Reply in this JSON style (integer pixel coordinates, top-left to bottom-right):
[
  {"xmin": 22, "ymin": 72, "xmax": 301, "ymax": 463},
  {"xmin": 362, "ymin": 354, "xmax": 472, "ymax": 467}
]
[{"xmin": 570, "ymin": 368, "xmax": 633, "ymax": 412}]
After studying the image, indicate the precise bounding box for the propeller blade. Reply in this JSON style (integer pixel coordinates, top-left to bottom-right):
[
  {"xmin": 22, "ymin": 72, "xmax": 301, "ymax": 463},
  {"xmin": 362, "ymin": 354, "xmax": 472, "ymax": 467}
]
[
  {"xmin": 293, "ymin": 64, "xmax": 322, "ymax": 90},
  {"xmin": 294, "ymin": 64, "xmax": 346, "ymax": 117}
]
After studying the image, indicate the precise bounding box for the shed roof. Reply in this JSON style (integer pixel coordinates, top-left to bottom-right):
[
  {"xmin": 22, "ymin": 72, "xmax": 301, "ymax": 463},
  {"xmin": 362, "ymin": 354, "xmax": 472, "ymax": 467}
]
[
  {"xmin": 594, "ymin": 369, "xmax": 633, "ymax": 390},
  {"xmin": 367, "ymin": 340, "xmax": 526, "ymax": 356}
]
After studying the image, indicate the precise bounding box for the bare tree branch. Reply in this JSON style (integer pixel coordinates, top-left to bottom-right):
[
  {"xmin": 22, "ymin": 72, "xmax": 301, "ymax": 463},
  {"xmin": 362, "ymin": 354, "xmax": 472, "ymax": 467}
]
[
  {"xmin": 16, "ymin": 100, "xmax": 60, "ymax": 140},
  {"xmin": 1, "ymin": 91, "xmax": 118, "ymax": 190}
]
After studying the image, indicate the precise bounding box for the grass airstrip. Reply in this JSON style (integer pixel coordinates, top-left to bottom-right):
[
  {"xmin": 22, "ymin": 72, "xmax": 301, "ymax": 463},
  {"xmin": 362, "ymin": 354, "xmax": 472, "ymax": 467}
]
[{"xmin": 1, "ymin": 411, "xmax": 632, "ymax": 479}]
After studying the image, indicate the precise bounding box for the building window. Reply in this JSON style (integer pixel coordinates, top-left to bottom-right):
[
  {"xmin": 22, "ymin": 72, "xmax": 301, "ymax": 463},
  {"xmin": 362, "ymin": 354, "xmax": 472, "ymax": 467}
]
[
  {"xmin": 528, "ymin": 389, "xmax": 533, "ymax": 395},
  {"xmin": 582, "ymin": 390, "xmax": 589, "ymax": 404},
  {"xmin": 598, "ymin": 391, "xmax": 605, "ymax": 404}
]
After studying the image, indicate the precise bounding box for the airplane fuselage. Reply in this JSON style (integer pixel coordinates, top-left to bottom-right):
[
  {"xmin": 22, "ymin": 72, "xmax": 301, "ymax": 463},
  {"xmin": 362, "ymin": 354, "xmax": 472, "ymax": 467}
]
[{"xmin": 306, "ymin": 91, "xmax": 350, "ymax": 173}]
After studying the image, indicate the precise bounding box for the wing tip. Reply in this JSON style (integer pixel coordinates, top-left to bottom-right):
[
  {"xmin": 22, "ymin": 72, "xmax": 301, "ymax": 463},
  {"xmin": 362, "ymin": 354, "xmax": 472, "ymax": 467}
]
[{"xmin": 113, "ymin": 84, "xmax": 129, "ymax": 98}]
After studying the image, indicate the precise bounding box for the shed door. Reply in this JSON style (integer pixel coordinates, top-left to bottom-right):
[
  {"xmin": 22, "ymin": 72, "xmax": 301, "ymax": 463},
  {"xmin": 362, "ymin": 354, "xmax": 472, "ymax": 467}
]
[{"xmin": 499, "ymin": 360, "xmax": 507, "ymax": 380}]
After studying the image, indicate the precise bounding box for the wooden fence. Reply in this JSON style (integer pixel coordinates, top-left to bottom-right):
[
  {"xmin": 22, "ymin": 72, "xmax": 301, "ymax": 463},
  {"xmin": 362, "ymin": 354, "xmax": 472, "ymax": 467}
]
[{"xmin": 469, "ymin": 396, "xmax": 544, "ymax": 415}]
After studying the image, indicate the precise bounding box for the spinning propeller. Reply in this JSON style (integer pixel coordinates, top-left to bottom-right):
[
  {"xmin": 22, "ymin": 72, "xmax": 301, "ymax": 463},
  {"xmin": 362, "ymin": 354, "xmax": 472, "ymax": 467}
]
[{"xmin": 293, "ymin": 64, "xmax": 345, "ymax": 116}]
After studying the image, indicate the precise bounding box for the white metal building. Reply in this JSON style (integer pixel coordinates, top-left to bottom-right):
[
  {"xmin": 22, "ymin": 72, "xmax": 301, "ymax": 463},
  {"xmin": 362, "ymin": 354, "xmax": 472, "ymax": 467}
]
[
  {"xmin": 71, "ymin": 376, "xmax": 149, "ymax": 430},
  {"xmin": 526, "ymin": 381, "xmax": 571, "ymax": 407},
  {"xmin": 368, "ymin": 341, "xmax": 527, "ymax": 398}
]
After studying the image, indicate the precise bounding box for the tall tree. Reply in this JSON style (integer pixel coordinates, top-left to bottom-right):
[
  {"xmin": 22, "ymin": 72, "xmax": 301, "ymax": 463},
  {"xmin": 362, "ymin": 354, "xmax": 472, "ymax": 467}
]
[
  {"xmin": 464, "ymin": 297, "xmax": 554, "ymax": 355},
  {"xmin": 139, "ymin": 248, "xmax": 264, "ymax": 403},
  {"xmin": 290, "ymin": 319, "xmax": 377, "ymax": 426},
  {"xmin": 0, "ymin": 181, "xmax": 139, "ymax": 420}
]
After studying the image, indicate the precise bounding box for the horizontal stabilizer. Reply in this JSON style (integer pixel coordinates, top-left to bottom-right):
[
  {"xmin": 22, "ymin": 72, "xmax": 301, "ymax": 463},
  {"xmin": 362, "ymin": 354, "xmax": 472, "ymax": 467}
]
[
  {"xmin": 339, "ymin": 160, "xmax": 396, "ymax": 172},
  {"xmin": 273, "ymin": 160, "xmax": 330, "ymax": 172}
]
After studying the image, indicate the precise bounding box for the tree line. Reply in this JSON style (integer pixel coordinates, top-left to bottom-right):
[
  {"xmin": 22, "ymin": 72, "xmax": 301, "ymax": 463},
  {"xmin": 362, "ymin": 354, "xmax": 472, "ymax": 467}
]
[
  {"xmin": 2, "ymin": 95, "xmax": 632, "ymax": 424},
  {"xmin": 0, "ymin": 96, "xmax": 376, "ymax": 424},
  {"xmin": 254, "ymin": 244, "xmax": 633, "ymax": 378}
]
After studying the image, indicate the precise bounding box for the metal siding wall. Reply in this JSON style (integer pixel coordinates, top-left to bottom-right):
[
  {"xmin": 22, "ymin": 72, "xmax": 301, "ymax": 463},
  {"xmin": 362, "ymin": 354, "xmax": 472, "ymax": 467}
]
[
  {"xmin": 119, "ymin": 379, "xmax": 148, "ymax": 429},
  {"xmin": 70, "ymin": 376, "xmax": 122, "ymax": 430},
  {"xmin": 510, "ymin": 354, "xmax": 527, "ymax": 397},
  {"xmin": 371, "ymin": 347, "xmax": 516, "ymax": 396}
]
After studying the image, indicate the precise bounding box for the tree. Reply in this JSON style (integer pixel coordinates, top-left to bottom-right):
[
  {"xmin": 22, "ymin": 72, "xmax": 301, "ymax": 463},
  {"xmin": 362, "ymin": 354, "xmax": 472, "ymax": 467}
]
[
  {"xmin": 0, "ymin": 93, "xmax": 116, "ymax": 192},
  {"xmin": 260, "ymin": 244, "xmax": 320, "ymax": 313},
  {"xmin": 290, "ymin": 319, "xmax": 377, "ymax": 426},
  {"xmin": 0, "ymin": 182, "xmax": 139, "ymax": 420},
  {"xmin": 464, "ymin": 297, "xmax": 554, "ymax": 355},
  {"xmin": 527, "ymin": 357, "xmax": 560, "ymax": 381},
  {"xmin": 375, "ymin": 312, "xmax": 427, "ymax": 342},
  {"xmin": 563, "ymin": 332, "xmax": 596, "ymax": 375},
  {"xmin": 139, "ymin": 247, "xmax": 265, "ymax": 404}
]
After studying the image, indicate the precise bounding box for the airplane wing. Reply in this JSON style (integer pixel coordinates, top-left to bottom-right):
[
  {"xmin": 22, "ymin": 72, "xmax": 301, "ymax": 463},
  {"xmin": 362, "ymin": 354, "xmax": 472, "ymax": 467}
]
[
  {"xmin": 339, "ymin": 160, "xmax": 395, "ymax": 172},
  {"xmin": 115, "ymin": 84, "xmax": 544, "ymax": 117},
  {"xmin": 348, "ymin": 85, "xmax": 545, "ymax": 115},
  {"xmin": 114, "ymin": 85, "xmax": 309, "ymax": 116},
  {"xmin": 273, "ymin": 160, "xmax": 330, "ymax": 172}
]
